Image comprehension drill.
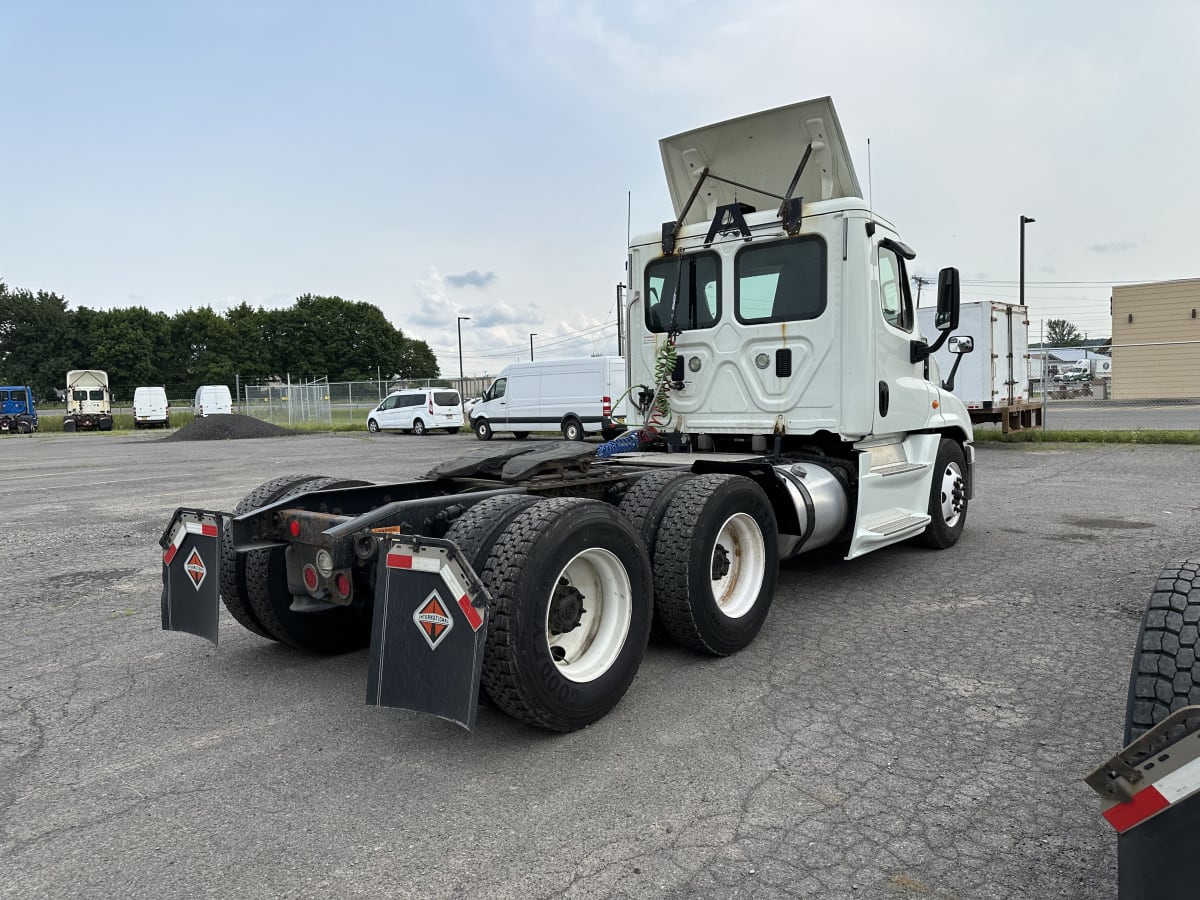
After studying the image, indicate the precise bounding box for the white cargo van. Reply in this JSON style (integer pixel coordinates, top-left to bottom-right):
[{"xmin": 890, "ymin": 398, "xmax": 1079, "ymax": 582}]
[
  {"xmin": 194, "ymin": 385, "xmax": 233, "ymax": 417},
  {"xmin": 367, "ymin": 387, "xmax": 464, "ymax": 435},
  {"xmin": 132, "ymin": 386, "xmax": 170, "ymax": 428},
  {"xmin": 471, "ymin": 356, "xmax": 628, "ymax": 441}
]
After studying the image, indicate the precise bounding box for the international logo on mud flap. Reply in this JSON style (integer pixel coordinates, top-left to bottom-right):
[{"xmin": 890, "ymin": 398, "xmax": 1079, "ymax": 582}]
[
  {"xmin": 184, "ymin": 548, "xmax": 207, "ymax": 590},
  {"xmin": 413, "ymin": 592, "xmax": 454, "ymax": 650}
]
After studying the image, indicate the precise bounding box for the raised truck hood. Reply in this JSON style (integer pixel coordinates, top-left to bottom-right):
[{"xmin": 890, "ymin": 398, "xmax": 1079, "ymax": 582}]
[{"xmin": 660, "ymin": 96, "xmax": 862, "ymax": 227}]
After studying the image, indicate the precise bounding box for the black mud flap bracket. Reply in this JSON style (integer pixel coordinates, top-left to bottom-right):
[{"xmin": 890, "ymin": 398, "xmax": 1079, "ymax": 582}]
[
  {"xmin": 366, "ymin": 535, "xmax": 490, "ymax": 731},
  {"xmin": 160, "ymin": 508, "xmax": 224, "ymax": 645}
]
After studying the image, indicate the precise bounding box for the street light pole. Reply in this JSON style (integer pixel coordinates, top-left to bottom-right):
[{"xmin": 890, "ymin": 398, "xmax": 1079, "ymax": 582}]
[
  {"xmin": 1020, "ymin": 215, "xmax": 1036, "ymax": 308},
  {"xmin": 530, "ymin": 333, "xmax": 537, "ymax": 361},
  {"xmin": 457, "ymin": 316, "xmax": 470, "ymax": 418}
]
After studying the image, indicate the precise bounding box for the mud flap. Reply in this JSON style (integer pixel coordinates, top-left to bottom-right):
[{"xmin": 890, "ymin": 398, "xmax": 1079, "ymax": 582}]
[
  {"xmin": 366, "ymin": 535, "xmax": 490, "ymax": 731},
  {"xmin": 160, "ymin": 509, "xmax": 223, "ymax": 644}
]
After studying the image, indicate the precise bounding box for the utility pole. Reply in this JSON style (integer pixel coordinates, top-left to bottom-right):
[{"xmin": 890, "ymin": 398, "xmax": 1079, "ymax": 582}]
[
  {"xmin": 456, "ymin": 316, "xmax": 470, "ymax": 418},
  {"xmin": 529, "ymin": 333, "xmax": 537, "ymax": 361},
  {"xmin": 1020, "ymin": 215, "xmax": 1036, "ymax": 307},
  {"xmin": 911, "ymin": 275, "xmax": 932, "ymax": 307}
]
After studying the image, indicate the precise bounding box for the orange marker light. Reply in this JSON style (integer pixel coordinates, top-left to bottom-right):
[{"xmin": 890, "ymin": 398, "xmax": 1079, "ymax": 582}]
[{"xmin": 931, "ymin": 400, "xmax": 940, "ymax": 409}]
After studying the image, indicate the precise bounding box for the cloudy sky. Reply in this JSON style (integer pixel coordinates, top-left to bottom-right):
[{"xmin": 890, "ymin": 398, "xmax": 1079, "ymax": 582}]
[{"xmin": 4, "ymin": 1, "xmax": 1197, "ymax": 375}]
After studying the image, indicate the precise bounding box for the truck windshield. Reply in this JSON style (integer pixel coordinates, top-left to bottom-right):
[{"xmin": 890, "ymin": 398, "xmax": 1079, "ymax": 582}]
[
  {"xmin": 735, "ymin": 237, "xmax": 826, "ymax": 324},
  {"xmin": 645, "ymin": 252, "xmax": 720, "ymax": 333}
]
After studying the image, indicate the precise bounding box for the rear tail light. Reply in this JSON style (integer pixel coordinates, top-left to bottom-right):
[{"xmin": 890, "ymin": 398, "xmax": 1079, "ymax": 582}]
[
  {"xmin": 334, "ymin": 572, "xmax": 352, "ymax": 599},
  {"xmin": 428, "ymin": 400, "xmax": 434, "ymax": 414},
  {"xmin": 302, "ymin": 564, "xmax": 319, "ymax": 592},
  {"xmin": 602, "ymin": 396, "xmax": 612, "ymax": 416}
]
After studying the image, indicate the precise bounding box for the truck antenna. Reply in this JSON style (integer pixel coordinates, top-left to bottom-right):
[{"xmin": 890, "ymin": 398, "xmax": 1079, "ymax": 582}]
[{"xmin": 866, "ymin": 138, "xmax": 876, "ymax": 236}]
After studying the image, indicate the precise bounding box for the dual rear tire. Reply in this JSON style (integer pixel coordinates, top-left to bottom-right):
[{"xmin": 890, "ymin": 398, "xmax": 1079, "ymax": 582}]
[
  {"xmin": 220, "ymin": 474, "xmax": 373, "ymax": 653},
  {"xmin": 448, "ymin": 496, "xmax": 653, "ymax": 732}
]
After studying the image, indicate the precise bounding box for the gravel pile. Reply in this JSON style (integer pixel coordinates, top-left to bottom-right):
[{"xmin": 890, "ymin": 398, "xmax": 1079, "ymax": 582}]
[{"xmin": 162, "ymin": 414, "xmax": 299, "ymax": 441}]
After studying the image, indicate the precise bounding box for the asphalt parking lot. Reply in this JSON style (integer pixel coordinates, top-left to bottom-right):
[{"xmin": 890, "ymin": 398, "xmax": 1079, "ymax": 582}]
[{"xmin": 3, "ymin": 430, "xmax": 1199, "ymax": 899}]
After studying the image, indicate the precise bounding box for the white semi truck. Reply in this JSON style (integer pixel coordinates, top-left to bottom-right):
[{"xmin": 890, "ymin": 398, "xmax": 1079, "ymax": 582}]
[
  {"xmin": 160, "ymin": 97, "xmax": 976, "ymax": 731},
  {"xmin": 64, "ymin": 369, "xmax": 113, "ymax": 432}
]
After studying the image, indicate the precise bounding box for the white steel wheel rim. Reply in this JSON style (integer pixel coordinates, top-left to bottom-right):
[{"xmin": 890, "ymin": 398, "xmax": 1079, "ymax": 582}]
[
  {"xmin": 710, "ymin": 512, "xmax": 766, "ymax": 619},
  {"xmin": 544, "ymin": 547, "xmax": 632, "ymax": 683},
  {"xmin": 939, "ymin": 461, "xmax": 964, "ymax": 527}
]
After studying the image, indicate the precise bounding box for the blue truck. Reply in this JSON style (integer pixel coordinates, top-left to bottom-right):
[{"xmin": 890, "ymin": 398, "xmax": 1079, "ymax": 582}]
[{"xmin": 0, "ymin": 386, "xmax": 38, "ymax": 433}]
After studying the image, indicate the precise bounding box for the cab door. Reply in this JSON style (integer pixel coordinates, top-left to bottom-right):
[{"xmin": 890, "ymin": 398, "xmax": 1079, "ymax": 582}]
[{"xmin": 873, "ymin": 239, "xmax": 932, "ymax": 433}]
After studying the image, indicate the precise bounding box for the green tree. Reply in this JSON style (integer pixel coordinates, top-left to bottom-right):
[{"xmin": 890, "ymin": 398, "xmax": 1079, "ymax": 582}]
[
  {"xmin": 1046, "ymin": 318, "xmax": 1083, "ymax": 347},
  {"xmin": 168, "ymin": 306, "xmax": 238, "ymax": 385},
  {"xmin": 0, "ymin": 282, "xmax": 76, "ymax": 399}
]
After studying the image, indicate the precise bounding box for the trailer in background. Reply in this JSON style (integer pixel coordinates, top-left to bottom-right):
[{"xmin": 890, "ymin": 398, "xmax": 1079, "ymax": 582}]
[{"xmin": 918, "ymin": 301, "xmax": 1043, "ymax": 433}]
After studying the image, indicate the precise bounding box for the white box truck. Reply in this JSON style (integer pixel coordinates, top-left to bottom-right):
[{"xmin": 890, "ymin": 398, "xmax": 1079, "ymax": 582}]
[
  {"xmin": 917, "ymin": 301, "xmax": 1042, "ymax": 432},
  {"xmin": 471, "ymin": 356, "xmax": 628, "ymax": 441}
]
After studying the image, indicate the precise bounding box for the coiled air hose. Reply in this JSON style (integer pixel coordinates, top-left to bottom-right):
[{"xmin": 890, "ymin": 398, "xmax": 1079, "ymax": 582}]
[{"xmin": 596, "ymin": 336, "xmax": 678, "ymax": 459}]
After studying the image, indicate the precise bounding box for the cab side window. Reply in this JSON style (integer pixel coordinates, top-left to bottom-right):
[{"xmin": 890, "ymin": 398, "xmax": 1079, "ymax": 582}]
[
  {"xmin": 878, "ymin": 246, "xmax": 913, "ymax": 332},
  {"xmin": 492, "ymin": 378, "xmax": 507, "ymax": 400}
]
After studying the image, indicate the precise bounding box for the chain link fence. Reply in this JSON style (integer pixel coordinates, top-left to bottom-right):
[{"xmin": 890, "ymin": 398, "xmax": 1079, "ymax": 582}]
[
  {"xmin": 1023, "ymin": 340, "xmax": 1200, "ymax": 431},
  {"xmin": 236, "ymin": 376, "xmax": 496, "ymax": 427}
]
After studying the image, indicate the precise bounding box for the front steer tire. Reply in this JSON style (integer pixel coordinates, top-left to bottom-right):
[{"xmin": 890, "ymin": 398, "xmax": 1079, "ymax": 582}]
[
  {"xmin": 914, "ymin": 438, "xmax": 968, "ymax": 549},
  {"xmin": 1125, "ymin": 561, "xmax": 1200, "ymax": 744},
  {"xmin": 478, "ymin": 498, "xmax": 652, "ymax": 732},
  {"xmin": 243, "ymin": 476, "xmax": 374, "ymax": 653},
  {"xmin": 652, "ymin": 474, "xmax": 779, "ymax": 656}
]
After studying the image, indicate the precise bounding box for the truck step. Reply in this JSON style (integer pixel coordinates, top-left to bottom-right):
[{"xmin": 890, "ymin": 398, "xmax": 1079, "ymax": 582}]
[
  {"xmin": 870, "ymin": 461, "xmax": 928, "ymax": 477},
  {"xmin": 863, "ymin": 511, "xmax": 929, "ymax": 537}
]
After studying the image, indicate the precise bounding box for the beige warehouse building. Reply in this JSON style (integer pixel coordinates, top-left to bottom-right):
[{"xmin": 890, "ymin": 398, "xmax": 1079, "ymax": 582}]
[{"xmin": 1110, "ymin": 278, "xmax": 1200, "ymax": 400}]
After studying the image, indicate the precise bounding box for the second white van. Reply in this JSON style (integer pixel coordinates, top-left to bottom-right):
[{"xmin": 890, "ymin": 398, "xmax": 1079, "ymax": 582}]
[
  {"xmin": 471, "ymin": 357, "xmax": 628, "ymax": 441},
  {"xmin": 194, "ymin": 384, "xmax": 233, "ymax": 417},
  {"xmin": 367, "ymin": 388, "xmax": 464, "ymax": 435},
  {"xmin": 132, "ymin": 386, "xmax": 170, "ymax": 428}
]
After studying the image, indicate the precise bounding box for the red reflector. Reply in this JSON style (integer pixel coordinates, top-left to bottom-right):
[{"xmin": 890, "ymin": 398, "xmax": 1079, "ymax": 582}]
[
  {"xmin": 334, "ymin": 573, "xmax": 352, "ymax": 598},
  {"xmin": 386, "ymin": 553, "xmax": 413, "ymax": 569},
  {"xmin": 201, "ymin": 523, "xmax": 218, "ymax": 537},
  {"xmin": 1103, "ymin": 786, "xmax": 1170, "ymax": 833},
  {"xmin": 602, "ymin": 396, "xmax": 612, "ymax": 416},
  {"xmin": 458, "ymin": 594, "xmax": 483, "ymax": 631},
  {"xmin": 289, "ymin": 520, "xmax": 301, "ymax": 538},
  {"xmin": 302, "ymin": 565, "xmax": 319, "ymax": 591}
]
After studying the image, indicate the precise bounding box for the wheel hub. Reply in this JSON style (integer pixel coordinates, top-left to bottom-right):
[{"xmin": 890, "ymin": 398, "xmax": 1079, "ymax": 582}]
[
  {"xmin": 548, "ymin": 579, "xmax": 586, "ymax": 635},
  {"xmin": 711, "ymin": 543, "xmax": 731, "ymax": 581}
]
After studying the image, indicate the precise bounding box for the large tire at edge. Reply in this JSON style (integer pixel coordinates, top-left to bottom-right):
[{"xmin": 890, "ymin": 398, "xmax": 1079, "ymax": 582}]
[
  {"xmin": 914, "ymin": 438, "xmax": 968, "ymax": 549},
  {"xmin": 652, "ymin": 473, "xmax": 779, "ymax": 655},
  {"xmin": 1124, "ymin": 561, "xmax": 1200, "ymax": 745},
  {"xmin": 219, "ymin": 473, "xmax": 325, "ymax": 641},
  {"xmin": 243, "ymin": 476, "xmax": 374, "ymax": 653},
  {"xmin": 479, "ymin": 497, "xmax": 652, "ymax": 731}
]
